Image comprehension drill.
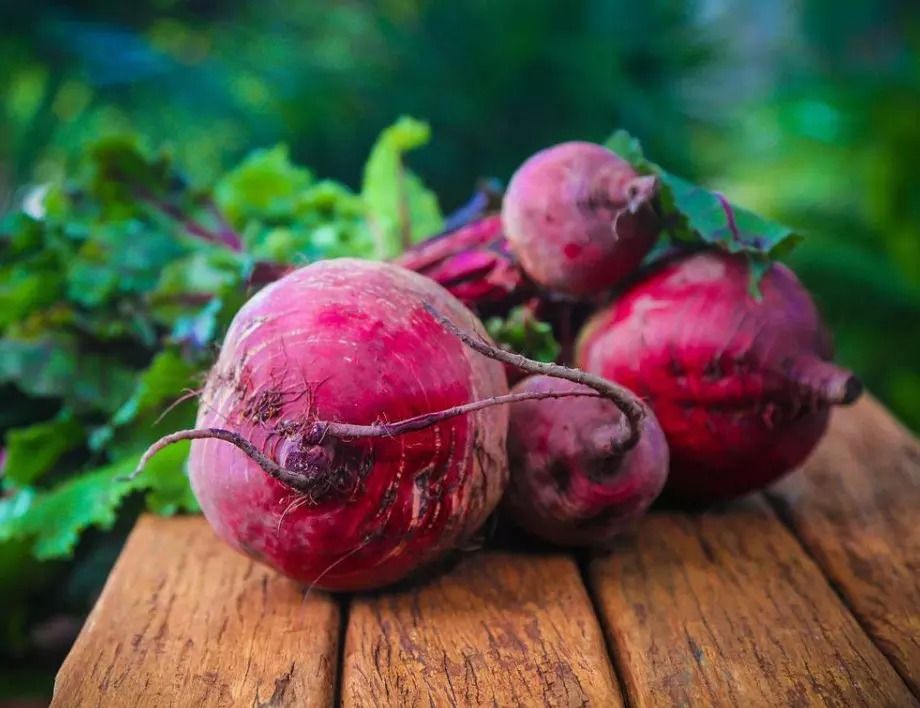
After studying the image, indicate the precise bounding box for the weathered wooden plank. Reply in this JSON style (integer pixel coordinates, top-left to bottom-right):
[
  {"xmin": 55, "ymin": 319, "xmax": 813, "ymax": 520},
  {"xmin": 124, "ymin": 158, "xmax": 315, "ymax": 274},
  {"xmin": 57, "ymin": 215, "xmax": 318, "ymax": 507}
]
[
  {"xmin": 770, "ymin": 394, "xmax": 920, "ymax": 696},
  {"xmin": 588, "ymin": 497, "xmax": 918, "ymax": 708},
  {"xmin": 51, "ymin": 515, "xmax": 341, "ymax": 708},
  {"xmin": 343, "ymin": 551, "xmax": 622, "ymax": 708}
]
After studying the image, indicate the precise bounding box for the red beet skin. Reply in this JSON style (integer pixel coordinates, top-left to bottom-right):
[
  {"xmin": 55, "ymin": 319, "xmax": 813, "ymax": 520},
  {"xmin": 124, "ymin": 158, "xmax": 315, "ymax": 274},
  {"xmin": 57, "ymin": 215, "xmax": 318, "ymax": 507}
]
[
  {"xmin": 575, "ymin": 250, "xmax": 863, "ymax": 505},
  {"xmin": 188, "ymin": 258, "xmax": 510, "ymax": 592},
  {"xmin": 501, "ymin": 141, "xmax": 661, "ymax": 298},
  {"xmin": 503, "ymin": 376, "xmax": 669, "ymax": 547}
]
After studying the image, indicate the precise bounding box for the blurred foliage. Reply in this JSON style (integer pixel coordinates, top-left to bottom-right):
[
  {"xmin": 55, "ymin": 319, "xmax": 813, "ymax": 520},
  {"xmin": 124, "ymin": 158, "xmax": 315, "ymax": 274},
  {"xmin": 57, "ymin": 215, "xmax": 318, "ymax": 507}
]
[
  {"xmin": 1, "ymin": 0, "xmax": 919, "ymax": 699},
  {"xmin": 0, "ymin": 0, "xmax": 714, "ymax": 205},
  {"xmin": 708, "ymin": 0, "xmax": 920, "ymax": 432}
]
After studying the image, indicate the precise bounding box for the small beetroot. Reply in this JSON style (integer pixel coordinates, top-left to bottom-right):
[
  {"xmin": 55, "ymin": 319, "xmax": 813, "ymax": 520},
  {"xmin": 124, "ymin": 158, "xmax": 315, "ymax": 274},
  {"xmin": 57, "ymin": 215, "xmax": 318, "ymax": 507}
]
[
  {"xmin": 575, "ymin": 249, "xmax": 863, "ymax": 506},
  {"xmin": 501, "ymin": 141, "xmax": 661, "ymax": 298},
  {"xmin": 502, "ymin": 375, "xmax": 669, "ymax": 547}
]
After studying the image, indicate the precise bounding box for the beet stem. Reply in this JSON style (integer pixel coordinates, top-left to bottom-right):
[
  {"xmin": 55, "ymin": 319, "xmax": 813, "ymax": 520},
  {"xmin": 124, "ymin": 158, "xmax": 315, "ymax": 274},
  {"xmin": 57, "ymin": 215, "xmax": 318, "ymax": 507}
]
[
  {"xmin": 118, "ymin": 427, "xmax": 318, "ymax": 493},
  {"xmin": 626, "ymin": 175, "xmax": 659, "ymax": 213},
  {"xmin": 422, "ymin": 302, "xmax": 647, "ymax": 451},
  {"xmin": 320, "ymin": 389, "xmax": 602, "ymax": 440},
  {"xmin": 121, "ymin": 390, "xmax": 603, "ymax": 493},
  {"xmin": 789, "ymin": 355, "xmax": 864, "ymax": 406}
]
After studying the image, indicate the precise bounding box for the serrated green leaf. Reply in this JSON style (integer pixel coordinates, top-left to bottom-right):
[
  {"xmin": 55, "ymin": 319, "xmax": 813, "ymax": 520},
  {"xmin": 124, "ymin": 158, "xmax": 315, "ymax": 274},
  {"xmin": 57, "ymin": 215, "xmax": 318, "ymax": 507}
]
[
  {"xmin": 2, "ymin": 412, "xmax": 85, "ymax": 486},
  {"xmin": 0, "ymin": 440, "xmax": 196, "ymax": 560},
  {"xmin": 604, "ymin": 129, "xmax": 649, "ymax": 167},
  {"xmin": 153, "ymin": 248, "xmax": 249, "ymax": 298},
  {"xmin": 604, "ymin": 128, "xmax": 804, "ymax": 266},
  {"xmin": 361, "ymin": 116, "xmax": 444, "ymax": 259},
  {"xmin": 67, "ymin": 220, "xmax": 188, "ymax": 307},
  {"xmin": 485, "ymin": 306, "xmax": 561, "ymax": 363},
  {"xmin": 659, "ymin": 172, "xmax": 804, "ymax": 257},
  {"xmin": 215, "ymin": 144, "xmax": 314, "ymax": 227},
  {"xmin": 111, "ymin": 349, "xmax": 199, "ymax": 428}
]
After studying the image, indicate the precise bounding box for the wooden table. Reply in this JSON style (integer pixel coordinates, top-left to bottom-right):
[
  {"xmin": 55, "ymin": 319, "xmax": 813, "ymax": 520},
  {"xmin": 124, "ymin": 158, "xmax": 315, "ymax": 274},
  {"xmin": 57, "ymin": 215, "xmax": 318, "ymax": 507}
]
[{"xmin": 50, "ymin": 395, "xmax": 920, "ymax": 707}]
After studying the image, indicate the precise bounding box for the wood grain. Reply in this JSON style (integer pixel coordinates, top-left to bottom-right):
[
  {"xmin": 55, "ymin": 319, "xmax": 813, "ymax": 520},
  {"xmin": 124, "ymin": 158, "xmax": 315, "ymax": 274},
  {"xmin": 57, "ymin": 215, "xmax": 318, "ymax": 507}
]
[
  {"xmin": 342, "ymin": 551, "xmax": 622, "ymax": 708},
  {"xmin": 588, "ymin": 497, "xmax": 918, "ymax": 708},
  {"xmin": 51, "ymin": 515, "xmax": 341, "ymax": 708},
  {"xmin": 770, "ymin": 394, "xmax": 920, "ymax": 696}
]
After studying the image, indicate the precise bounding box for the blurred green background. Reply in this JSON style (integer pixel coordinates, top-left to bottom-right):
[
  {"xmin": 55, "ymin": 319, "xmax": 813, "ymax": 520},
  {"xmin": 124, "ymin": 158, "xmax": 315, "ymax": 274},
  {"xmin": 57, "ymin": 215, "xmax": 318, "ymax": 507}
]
[
  {"xmin": 1, "ymin": 0, "xmax": 919, "ymax": 700},
  {"xmin": 3, "ymin": 0, "xmax": 919, "ymax": 428}
]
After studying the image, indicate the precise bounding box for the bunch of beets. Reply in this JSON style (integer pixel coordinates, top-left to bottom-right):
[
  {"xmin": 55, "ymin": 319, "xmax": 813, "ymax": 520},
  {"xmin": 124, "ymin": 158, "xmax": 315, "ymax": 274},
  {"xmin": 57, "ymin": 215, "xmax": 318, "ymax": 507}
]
[{"xmin": 131, "ymin": 141, "xmax": 863, "ymax": 592}]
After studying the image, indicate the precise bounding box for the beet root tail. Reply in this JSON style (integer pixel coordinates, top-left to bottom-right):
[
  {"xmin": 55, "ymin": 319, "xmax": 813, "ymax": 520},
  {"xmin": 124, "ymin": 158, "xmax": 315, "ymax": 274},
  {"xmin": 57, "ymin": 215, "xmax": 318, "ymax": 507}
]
[{"xmin": 790, "ymin": 356, "xmax": 863, "ymax": 406}]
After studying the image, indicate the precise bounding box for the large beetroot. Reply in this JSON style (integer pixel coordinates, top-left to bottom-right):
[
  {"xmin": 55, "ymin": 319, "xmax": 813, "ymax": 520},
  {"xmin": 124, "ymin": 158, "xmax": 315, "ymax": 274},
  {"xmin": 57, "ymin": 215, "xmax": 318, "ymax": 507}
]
[
  {"xmin": 136, "ymin": 259, "xmax": 513, "ymax": 591},
  {"xmin": 576, "ymin": 249, "xmax": 863, "ymax": 505}
]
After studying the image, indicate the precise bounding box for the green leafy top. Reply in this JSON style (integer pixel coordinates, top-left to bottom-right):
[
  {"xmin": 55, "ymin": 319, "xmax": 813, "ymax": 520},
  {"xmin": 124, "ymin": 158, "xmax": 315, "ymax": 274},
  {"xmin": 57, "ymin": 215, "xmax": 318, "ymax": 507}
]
[
  {"xmin": 485, "ymin": 305, "xmax": 561, "ymax": 363},
  {"xmin": 604, "ymin": 129, "xmax": 804, "ymax": 294},
  {"xmin": 0, "ymin": 116, "xmax": 443, "ymax": 562},
  {"xmin": 361, "ymin": 115, "xmax": 444, "ymax": 259}
]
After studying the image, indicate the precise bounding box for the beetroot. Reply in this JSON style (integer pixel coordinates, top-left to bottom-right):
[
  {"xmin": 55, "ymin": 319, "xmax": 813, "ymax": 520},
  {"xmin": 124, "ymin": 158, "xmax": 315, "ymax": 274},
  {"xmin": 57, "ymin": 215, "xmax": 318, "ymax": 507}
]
[
  {"xmin": 575, "ymin": 249, "xmax": 863, "ymax": 506},
  {"xmin": 502, "ymin": 375, "xmax": 669, "ymax": 547},
  {"xmin": 138, "ymin": 259, "xmax": 515, "ymax": 592},
  {"xmin": 501, "ymin": 141, "xmax": 661, "ymax": 298}
]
